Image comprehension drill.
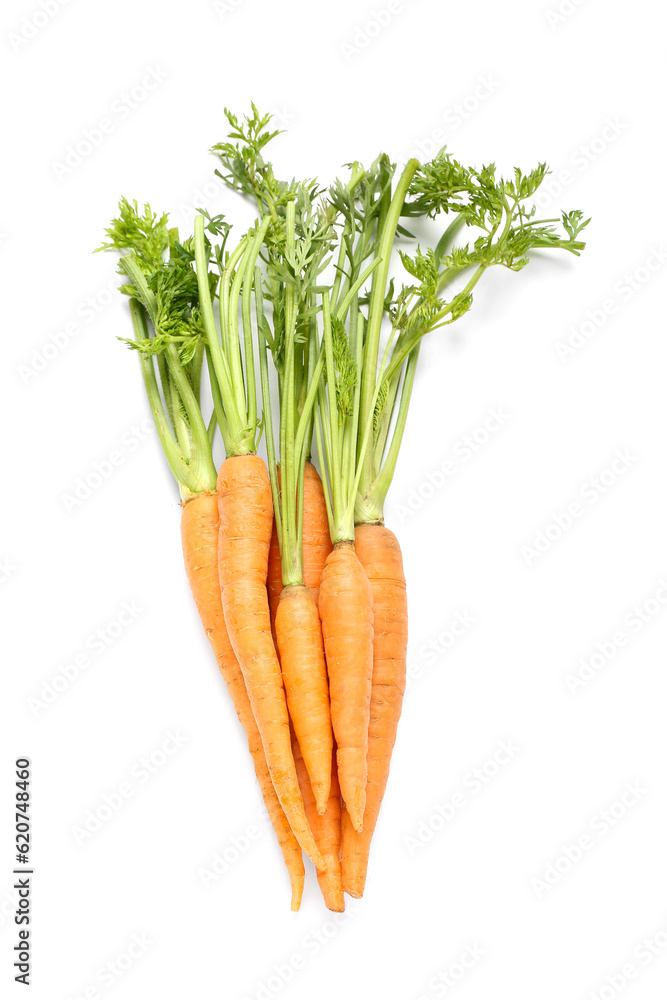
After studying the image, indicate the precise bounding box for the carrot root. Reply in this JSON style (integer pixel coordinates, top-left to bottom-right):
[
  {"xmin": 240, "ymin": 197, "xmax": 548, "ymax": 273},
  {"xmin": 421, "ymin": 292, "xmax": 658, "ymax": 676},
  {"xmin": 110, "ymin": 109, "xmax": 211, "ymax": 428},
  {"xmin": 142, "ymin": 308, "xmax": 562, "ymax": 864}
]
[
  {"xmin": 294, "ymin": 737, "xmax": 345, "ymax": 913},
  {"xmin": 318, "ymin": 540, "xmax": 374, "ymax": 835},
  {"xmin": 341, "ymin": 522, "xmax": 407, "ymax": 898},
  {"xmin": 276, "ymin": 584, "xmax": 333, "ymax": 815},
  {"xmin": 181, "ymin": 492, "xmax": 306, "ymax": 905},
  {"xmin": 301, "ymin": 461, "xmax": 333, "ymax": 608},
  {"xmin": 217, "ymin": 455, "xmax": 326, "ymax": 872}
]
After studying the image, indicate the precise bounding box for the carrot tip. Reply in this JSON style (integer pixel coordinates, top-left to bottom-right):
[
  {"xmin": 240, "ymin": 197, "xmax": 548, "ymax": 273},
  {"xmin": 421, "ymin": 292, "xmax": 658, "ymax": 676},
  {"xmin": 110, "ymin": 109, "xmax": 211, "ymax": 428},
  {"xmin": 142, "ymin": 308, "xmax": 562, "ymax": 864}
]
[
  {"xmin": 316, "ymin": 804, "xmax": 327, "ymax": 816},
  {"xmin": 325, "ymin": 897, "xmax": 346, "ymax": 912},
  {"xmin": 290, "ymin": 874, "xmax": 305, "ymax": 911},
  {"xmin": 318, "ymin": 874, "xmax": 345, "ymax": 911},
  {"xmin": 343, "ymin": 885, "xmax": 363, "ymax": 899},
  {"xmin": 344, "ymin": 789, "xmax": 366, "ymax": 834}
]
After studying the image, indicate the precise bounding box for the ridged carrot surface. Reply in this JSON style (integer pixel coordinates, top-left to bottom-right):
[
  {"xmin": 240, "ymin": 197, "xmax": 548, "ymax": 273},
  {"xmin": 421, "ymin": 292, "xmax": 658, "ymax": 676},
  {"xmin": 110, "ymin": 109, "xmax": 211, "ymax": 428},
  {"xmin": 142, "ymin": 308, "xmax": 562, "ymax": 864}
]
[
  {"xmin": 318, "ymin": 540, "xmax": 374, "ymax": 833},
  {"xmin": 293, "ymin": 737, "xmax": 344, "ymax": 912},
  {"xmin": 275, "ymin": 584, "xmax": 333, "ymax": 813},
  {"xmin": 217, "ymin": 455, "xmax": 325, "ymax": 871},
  {"xmin": 341, "ymin": 522, "xmax": 407, "ymax": 897},
  {"xmin": 181, "ymin": 492, "xmax": 305, "ymax": 908}
]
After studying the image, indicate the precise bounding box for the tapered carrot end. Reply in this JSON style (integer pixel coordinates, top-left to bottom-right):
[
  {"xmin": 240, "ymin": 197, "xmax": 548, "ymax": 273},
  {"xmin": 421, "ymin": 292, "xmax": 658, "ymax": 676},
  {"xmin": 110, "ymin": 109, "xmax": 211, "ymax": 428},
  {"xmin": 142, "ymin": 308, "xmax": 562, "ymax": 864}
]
[
  {"xmin": 342, "ymin": 873, "xmax": 365, "ymax": 899},
  {"xmin": 324, "ymin": 888, "xmax": 345, "ymax": 912},
  {"xmin": 290, "ymin": 876, "xmax": 304, "ymax": 912},
  {"xmin": 316, "ymin": 872, "xmax": 345, "ymax": 911},
  {"xmin": 312, "ymin": 782, "xmax": 329, "ymax": 816},
  {"xmin": 346, "ymin": 787, "xmax": 366, "ymax": 833}
]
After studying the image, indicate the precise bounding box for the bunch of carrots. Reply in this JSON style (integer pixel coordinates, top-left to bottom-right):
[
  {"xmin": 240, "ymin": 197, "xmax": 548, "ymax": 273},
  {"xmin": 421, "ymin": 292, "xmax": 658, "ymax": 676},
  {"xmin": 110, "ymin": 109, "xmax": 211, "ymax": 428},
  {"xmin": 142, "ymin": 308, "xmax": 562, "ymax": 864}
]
[{"xmin": 99, "ymin": 106, "xmax": 587, "ymax": 910}]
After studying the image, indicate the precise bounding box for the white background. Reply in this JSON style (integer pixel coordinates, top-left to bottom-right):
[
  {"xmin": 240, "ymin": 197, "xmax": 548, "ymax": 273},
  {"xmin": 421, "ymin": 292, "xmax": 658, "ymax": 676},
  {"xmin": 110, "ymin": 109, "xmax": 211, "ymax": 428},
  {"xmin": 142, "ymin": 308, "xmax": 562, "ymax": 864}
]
[{"xmin": 2, "ymin": 0, "xmax": 667, "ymax": 998}]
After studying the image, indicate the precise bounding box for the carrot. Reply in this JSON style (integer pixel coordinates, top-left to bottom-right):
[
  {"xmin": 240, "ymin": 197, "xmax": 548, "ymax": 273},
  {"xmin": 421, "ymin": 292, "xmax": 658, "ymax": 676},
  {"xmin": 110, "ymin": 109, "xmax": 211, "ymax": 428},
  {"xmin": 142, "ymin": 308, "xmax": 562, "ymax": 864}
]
[
  {"xmin": 311, "ymin": 288, "xmax": 376, "ymax": 834},
  {"xmin": 257, "ymin": 201, "xmax": 337, "ymax": 819},
  {"xmin": 192, "ymin": 214, "xmax": 327, "ymax": 872},
  {"xmin": 182, "ymin": 492, "xmax": 305, "ymax": 909},
  {"xmin": 99, "ymin": 204, "xmax": 312, "ymax": 904},
  {"xmin": 267, "ymin": 520, "xmax": 282, "ymax": 640},
  {"xmin": 340, "ymin": 522, "xmax": 407, "ymax": 897},
  {"xmin": 103, "ymin": 115, "xmax": 589, "ymax": 909},
  {"xmin": 318, "ymin": 540, "xmax": 374, "ymax": 833},
  {"xmin": 300, "ymin": 462, "xmax": 333, "ymax": 606},
  {"xmin": 268, "ymin": 461, "xmax": 334, "ymax": 814},
  {"xmin": 275, "ymin": 584, "xmax": 332, "ymax": 813},
  {"xmin": 293, "ymin": 735, "xmax": 344, "ymax": 912},
  {"xmin": 217, "ymin": 454, "xmax": 326, "ymax": 870}
]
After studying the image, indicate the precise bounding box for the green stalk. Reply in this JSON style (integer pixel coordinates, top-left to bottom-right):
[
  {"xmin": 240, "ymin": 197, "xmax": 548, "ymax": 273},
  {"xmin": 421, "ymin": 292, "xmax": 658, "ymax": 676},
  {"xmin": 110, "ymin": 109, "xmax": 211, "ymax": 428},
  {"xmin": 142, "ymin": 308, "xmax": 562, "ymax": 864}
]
[
  {"xmin": 188, "ymin": 341, "xmax": 205, "ymax": 405},
  {"xmin": 358, "ymin": 159, "xmax": 419, "ymax": 493},
  {"xmin": 293, "ymin": 350, "xmax": 325, "ymax": 472},
  {"xmin": 256, "ymin": 266, "xmax": 282, "ymax": 544},
  {"xmin": 156, "ymin": 351, "xmax": 176, "ymax": 435},
  {"xmin": 340, "ymin": 298, "xmax": 361, "ymax": 506},
  {"xmin": 383, "ymin": 263, "xmax": 487, "ymax": 385},
  {"xmin": 193, "ymin": 216, "xmax": 248, "ymax": 454},
  {"xmin": 129, "ymin": 300, "xmax": 215, "ymax": 498},
  {"xmin": 280, "ymin": 202, "xmax": 300, "ymax": 584},
  {"xmin": 169, "ymin": 376, "xmax": 190, "ymax": 458},
  {"xmin": 335, "ymin": 257, "xmax": 382, "ymax": 322},
  {"xmin": 206, "ymin": 409, "xmax": 217, "ymax": 448},
  {"xmin": 321, "ymin": 290, "xmax": 348, "ymax": 540},
  {"xmin": 222, "ymin": 235, "xmax": 250, "ymax": 425},
  {"xmin": 205, "ymin": 346, "xmax": 233, "ymax": 457},
  {"xmin": 164, "ymin": 342, "xmax": 217, "ymax": 489},
  {"xmin": 356, "ymin": 345, "xmax": 419, "ymax": 523},
  {"xmin": 241, "ymin": 217, "xmax": 272, "ymax": 435}
]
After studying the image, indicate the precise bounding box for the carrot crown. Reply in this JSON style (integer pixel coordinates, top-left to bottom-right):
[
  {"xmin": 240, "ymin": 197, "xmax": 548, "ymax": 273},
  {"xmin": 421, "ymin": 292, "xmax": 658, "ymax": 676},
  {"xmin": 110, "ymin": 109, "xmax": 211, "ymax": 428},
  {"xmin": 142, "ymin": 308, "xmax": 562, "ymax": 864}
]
[
  {"xmin": 258, "ymin": 197, "xmax": 335, "ymax": 584},
  {"xmin": 97, "ymin": 200, "xmax": 218, "ymax": 500},
  {"xmin": 193, "ymin": 212, "xmax": 270, "ymax": 459},
  {"xmin": 349, "ymin": 155, "xmax": 590, "ymax": 524},
  {"xmin": 98, "ymin": 108, "xmax": 590, "ymax": 526}
]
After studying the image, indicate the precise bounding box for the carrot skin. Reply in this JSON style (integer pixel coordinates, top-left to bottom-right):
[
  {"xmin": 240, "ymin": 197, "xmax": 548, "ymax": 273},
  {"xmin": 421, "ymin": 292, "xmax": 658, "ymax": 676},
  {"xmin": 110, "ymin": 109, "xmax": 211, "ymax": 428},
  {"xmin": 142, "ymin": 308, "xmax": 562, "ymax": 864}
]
[
  {"xmin": 267, "ymin": 522, "xmax": 282, "ymax": 642},
  {"xmin": 301, "ymin": 462, "xmax": 333, "ymax": 608},
  {"xmin": 181, "ymin": 492, "xmax": 304, "ymax": 908},
  {"xmin": 341, "ymin": 523, "xmax": 407, "ymax": 898},
  {"xmin": 276, "ymin": 585, "xmax": 333, "ymax": 814},
  {"xmin": 293, "ymin": 737, "xmax": 345, "ymax": 912},
  {"xmin": 318, "ymin": 540, "xmax": 374, "ymax": 833},
  {"xmin": 217, "ymin": 455, "xmax": 326, "ymax": 871}
]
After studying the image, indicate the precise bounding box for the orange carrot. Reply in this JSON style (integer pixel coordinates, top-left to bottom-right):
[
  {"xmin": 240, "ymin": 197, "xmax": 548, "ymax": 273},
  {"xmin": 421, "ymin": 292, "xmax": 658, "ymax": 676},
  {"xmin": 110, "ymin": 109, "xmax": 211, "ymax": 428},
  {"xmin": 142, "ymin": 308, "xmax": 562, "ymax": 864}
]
[
  {"xmin": 181, "ymin": 492, "xmax": 305, "ymax": 908},
  {"xmin": 318, "ymin": 540, "xmax": 374, "ymax": 833},
  {"xmin": 217, "ymin": 454, "xmax": 325, "ymax": 871},
  {"xmin": 269, "ymin": 462, "xmax": 334, "ymax": 813},
  {"xmin": 267, "ymin": 521, "xmax": 282, "ymax": 641},
  {"xmin": 340, "ymin": 522, "xmax": 407, "ymax": 897},
  {"xmin": 293, "ymin": 736, "xmax": 344, "ymax": 912},
  {"xmin": 301, "ymin": 462, "xmax": 333, "ymax": 607},
  {"xmin": 275, "ymin": 584, "xmax": 332, "ymax": 813}
]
